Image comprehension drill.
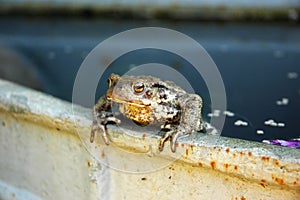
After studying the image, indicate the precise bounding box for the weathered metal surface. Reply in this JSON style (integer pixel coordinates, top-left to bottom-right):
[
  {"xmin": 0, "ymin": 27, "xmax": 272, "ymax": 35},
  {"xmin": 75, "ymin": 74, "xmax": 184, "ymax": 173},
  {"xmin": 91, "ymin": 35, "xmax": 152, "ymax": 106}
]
[
  {"xmin": 0, "ymin": 80, "xmax": 99, "ymax": 199},
  {"xmin": 0, "ymin": 79, "xmax": 299, "ymax": 200}
]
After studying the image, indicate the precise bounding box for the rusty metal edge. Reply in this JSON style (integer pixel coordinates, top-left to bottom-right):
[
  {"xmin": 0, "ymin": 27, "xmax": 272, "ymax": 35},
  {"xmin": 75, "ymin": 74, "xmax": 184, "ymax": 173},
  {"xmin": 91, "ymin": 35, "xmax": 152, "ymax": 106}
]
[{"xmin": 0, "ymin": 78, "xmax": 299, "ymax": 190}]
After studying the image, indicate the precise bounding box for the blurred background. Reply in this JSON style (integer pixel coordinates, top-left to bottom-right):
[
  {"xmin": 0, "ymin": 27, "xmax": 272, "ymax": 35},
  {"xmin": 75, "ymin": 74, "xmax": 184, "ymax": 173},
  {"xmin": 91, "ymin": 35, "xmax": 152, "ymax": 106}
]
[{"xmin": 0, "ymin": 0, "xmax": 299, "ymax": 143}]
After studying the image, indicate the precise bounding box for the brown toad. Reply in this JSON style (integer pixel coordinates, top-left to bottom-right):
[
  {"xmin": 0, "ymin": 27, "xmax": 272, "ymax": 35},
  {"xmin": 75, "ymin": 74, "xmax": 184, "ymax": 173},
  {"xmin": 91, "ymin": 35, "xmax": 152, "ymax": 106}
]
[{"xmin": 90, "ymin": 73, "xmax": 209, "ymax": 152}]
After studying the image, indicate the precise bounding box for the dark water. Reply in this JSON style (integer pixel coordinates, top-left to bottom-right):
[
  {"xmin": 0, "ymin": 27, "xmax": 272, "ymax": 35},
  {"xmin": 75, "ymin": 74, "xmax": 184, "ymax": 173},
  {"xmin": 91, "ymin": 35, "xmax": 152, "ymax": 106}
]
[{"xmin": 0, "ymin": 17, "xmax": 299, "ymax": 143}]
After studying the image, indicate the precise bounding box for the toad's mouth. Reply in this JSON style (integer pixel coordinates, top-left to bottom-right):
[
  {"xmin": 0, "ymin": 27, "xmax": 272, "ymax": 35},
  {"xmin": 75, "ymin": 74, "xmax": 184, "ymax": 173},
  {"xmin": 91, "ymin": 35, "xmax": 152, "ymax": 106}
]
[
  {"xmin": 106, "ymin": 88, "xmax": 151, "ymax": 107},
  {"xmin": 107, "ymin": 96, "xmax": 151, "ymax": 107}
]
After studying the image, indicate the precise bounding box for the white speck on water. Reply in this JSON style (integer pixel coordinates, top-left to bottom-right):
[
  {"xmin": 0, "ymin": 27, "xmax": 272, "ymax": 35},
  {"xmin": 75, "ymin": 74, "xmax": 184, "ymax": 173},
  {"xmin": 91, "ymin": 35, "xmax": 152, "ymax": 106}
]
[
  {"xmin": 264, "ymin": 119, "xmax": 285, "ymax": 128},
  {"xmin": 223, "ymin": 110, "xmax": 235, "ymax": 117},
  {"xmin": 287, "ymin": 72, "xmax": 298, "ymax": 79},
  {"xmin": 282, "ymin": 98, "xmax": 289, "ymax": 105},
  {"xmin": 256, "ymin": 130, "xmax": 264, "ymax": 135},
  {"xmin": 207, "ymin": 113, "xmax": 214, "ymax": 117},
  {"xmin": 276, "ymin": 97, "xmax": 289, "ymax": 106},
  {"xmin": 264, "ymin": 119, "xmax": 277, "ymax": 126},
  {"xmin": 208, "ymin": 109, "xmax": 221, "ymax": 117},
  {"xmin": 214, "ymin": 109, "xmax": 221, "ymax": 114},
  {"xmin": 262, "ymin": 140, "xmax": 270, "ymax": 144},
  {"xmin": 234, "ymin": 120, "xmax": 248, "ymax": 127},
  {"xmin": 47, "ymin": 51, "xmax": 56, "ymax": 60}
]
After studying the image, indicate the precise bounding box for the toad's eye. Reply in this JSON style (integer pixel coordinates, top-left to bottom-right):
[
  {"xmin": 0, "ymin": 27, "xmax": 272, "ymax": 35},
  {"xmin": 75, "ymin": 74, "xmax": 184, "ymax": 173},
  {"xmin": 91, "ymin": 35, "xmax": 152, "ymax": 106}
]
[{"xmin": 133, "ymin": 82, "xmax": 145, "ymax": 93}]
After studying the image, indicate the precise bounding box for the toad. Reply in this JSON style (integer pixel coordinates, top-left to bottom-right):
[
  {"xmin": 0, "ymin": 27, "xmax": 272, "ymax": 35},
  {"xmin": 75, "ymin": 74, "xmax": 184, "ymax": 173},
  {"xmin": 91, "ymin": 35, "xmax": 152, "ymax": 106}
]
[{"xmin": 90, "ymin": 73, "xmax": 211, "ymax": 152}]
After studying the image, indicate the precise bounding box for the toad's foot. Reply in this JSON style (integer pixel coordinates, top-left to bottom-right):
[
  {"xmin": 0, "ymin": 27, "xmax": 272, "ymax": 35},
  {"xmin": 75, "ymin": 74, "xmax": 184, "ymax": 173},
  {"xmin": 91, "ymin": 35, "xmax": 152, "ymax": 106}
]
[
  {"xmin": 90, "ymin": 111, "xmax": 121, "ymax": 144},
  {"xmin": 159, "ymin": 122, "xmax": 219, "ymax": 152},
  {"xmin": 159, "ymin": 127, "xmax": 187, "ymax": 153}
]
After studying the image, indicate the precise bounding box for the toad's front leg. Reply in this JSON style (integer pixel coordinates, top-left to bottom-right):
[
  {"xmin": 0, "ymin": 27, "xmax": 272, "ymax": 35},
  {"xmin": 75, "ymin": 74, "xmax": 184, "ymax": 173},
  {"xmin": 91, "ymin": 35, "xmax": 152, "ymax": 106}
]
[
  {"xmin": 90, "ymin": 96, "xmax": 121, "ymax": 144},
  {"xmin": 90, "ymin": 110, "xmax": 121, "ymax": 144}
]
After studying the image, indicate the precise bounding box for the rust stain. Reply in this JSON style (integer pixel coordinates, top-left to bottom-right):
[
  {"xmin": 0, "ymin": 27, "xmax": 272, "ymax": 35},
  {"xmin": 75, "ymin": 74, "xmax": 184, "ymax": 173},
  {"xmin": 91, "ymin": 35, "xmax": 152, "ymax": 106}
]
[
  {"xmin": 261, "ymin": 179, "xmax": 266, "ymax": 183},
  {"xmin": 248, "ymin": 152, "xmax": 252, "ymax": 157},
  {"xmin": 185, "ymin": 149, "xmax": 189, "ymax": 156},
  {"xmin": 141, "ymin": 134, "xmax": 146, "ymax": 140},
  {"xmin": 190, "ymin": 145, "xmax": 194, "ymax": 151},
  {"xmin": 226, "ymin": 148, "xmax": 230, "ymax": 153},
  {"xmin": 181, "ymin": 143, "xmax": 185, "ymax": 148},
  {"xmin": 198, "ymin": 162, "xmax": 203, "ymax": 167},
  {"xmin": 239, "ymin": 152, "xmax": 245, "ymax": 156},
  {"xmin": 260, "ymin": 183, "xmax": 265, "ymax": 188},
  {"xmin": 261, "ymin": 156, "xmax": 270, "ymax": 162},
  {"xmin": 240, "ymin": 196, "xmax": 246, "ymax": 200},
  {"xmin": 293, "ymin": 181, "xmax": 297, "ymax": 185},
  {"xmin": 272, "ymin": 174, "xmax": 284, "ymax": 185},
  {"xmin": 273, "ymin": 159, "xmax": 279, "ymax": 166},
  {"xmin": 234, "ymin": 165, "xmax": 238, "ymax": 170},
  {"xmin": 87, "ymin": 161, "xmax": 91, "ymax": 168},
  {"xmin": 224, "ymin": 163, "xmax": 229, "ymax": 169},
  {"xmin": 275, "ymin": 177, "xmax": 284, "ymax": 185},
  {"xmin": 210, "ymin": 161, "xmax": 216, "ymax": 170},
  {"xmin": 101, "ymin": 150, "xmax": 105, "ymax": 159},
  {"xmin": 141, "ymin": 177, "xmax": 147, "ymax": 181}
]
